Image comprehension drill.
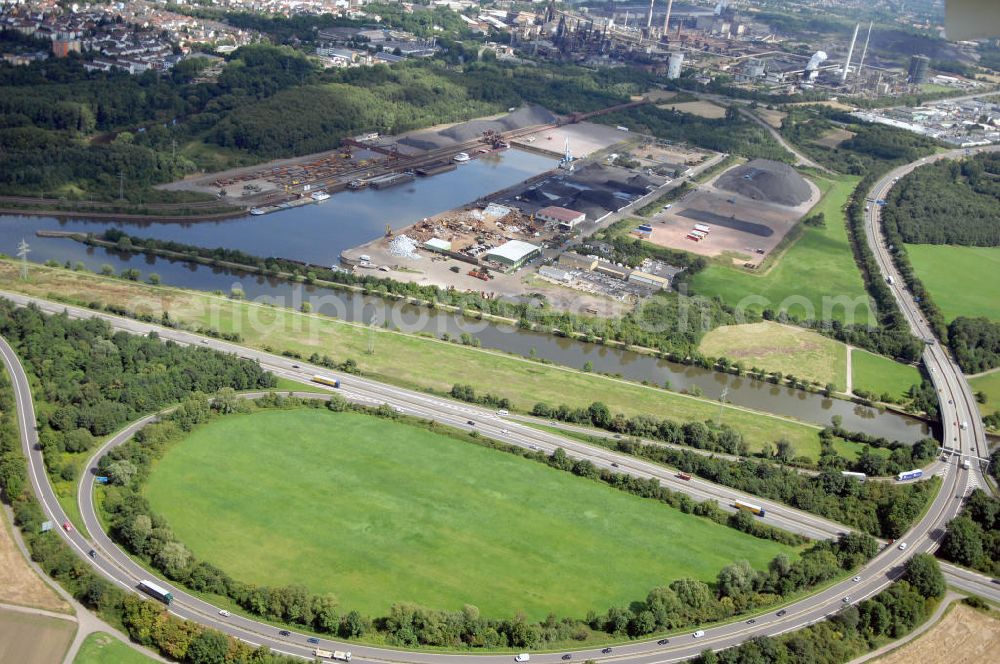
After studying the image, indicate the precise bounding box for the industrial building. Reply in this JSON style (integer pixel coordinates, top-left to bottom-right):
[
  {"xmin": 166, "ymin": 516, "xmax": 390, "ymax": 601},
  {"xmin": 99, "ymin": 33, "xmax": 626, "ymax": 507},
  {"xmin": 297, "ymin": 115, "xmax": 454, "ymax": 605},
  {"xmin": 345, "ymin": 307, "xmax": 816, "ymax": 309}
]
[
  {"xmin": 628, "ymin": 270, "xmax": 671, "ymax": 290},
  {"xmin": 538, "ymin": 266, "xmax": 573, "ymax": 283},
  {"xmin": 423, "ymin": 238, "xmax": 453, "ymax": 252},
  {"xmin": 536, "ymin": 205, "xmax": 587, "ymax": 230},
  {"xmin": 484, "ymin": 240, "xmax": 541, "ymax": 270},
  {"xmin": 908, "ymin": 55, "xmax": 930, "ymax": 84},
  {"xmin": 558, "ymin": 252, "xmax": 599, "ymax": 271}
]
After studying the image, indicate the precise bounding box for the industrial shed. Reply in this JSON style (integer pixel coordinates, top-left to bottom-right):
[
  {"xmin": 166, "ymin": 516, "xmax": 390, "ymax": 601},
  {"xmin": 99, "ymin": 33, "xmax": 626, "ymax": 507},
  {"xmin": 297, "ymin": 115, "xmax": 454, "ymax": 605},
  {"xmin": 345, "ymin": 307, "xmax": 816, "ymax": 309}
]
[{"xmin": 484, "ymin": 240, "xmax": 541, "ymax": 270}]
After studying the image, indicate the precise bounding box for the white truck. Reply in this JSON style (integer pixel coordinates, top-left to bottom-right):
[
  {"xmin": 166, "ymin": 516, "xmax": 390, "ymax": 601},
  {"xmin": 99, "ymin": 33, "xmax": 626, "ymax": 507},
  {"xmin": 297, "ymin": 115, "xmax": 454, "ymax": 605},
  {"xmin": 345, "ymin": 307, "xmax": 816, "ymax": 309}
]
[
  {"xmin": 962, "ymin": 458, "xmax": 971, "ymax": 470},
  {"xmin": 333, "ymin": 651, "xmax": 352, "ymax": 662}
]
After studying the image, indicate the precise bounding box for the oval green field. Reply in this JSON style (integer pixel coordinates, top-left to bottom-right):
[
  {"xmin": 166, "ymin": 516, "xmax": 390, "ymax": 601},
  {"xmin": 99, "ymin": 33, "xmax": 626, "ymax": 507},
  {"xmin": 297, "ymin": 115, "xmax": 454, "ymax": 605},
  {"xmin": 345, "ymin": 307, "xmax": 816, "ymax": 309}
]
[{"xmin": 144, "ymin": 409, "xmax": 794, "ymax": 620}]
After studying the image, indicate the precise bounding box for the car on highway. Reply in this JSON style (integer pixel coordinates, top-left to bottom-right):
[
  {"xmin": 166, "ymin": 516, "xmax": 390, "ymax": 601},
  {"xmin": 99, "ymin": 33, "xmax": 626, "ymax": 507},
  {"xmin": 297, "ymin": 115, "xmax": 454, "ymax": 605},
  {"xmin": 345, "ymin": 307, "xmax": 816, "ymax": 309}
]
[
  {"xmin": 292, "ymin": 364, "xmax": 300, "ymax": 369},
  {"xmin": 501, "ymin": 429, "xmax": 509, "ymax": 434},
  {"xmin": 692, "ymin": 630, "xmax": 705, "ymax": 638},
  {"xmin": 467, "ymin": 420, "xmax": 475, "ymax": 425},
  {"xmin": 219, "ymin": 610, "xmax": 231, "ymax": 617},
  {"xmin": 561, "ymin": 655, "xmax": 572, "ymax": 660},
  {"xmin": 746, "ymin": 618, "xmax": 756, "ymax": 624},
  {"xmin": 611, "ymin": 462, "xmax": 619, "ymax": 468},
  {"xmin": 601, "ymin": 648, "xmax": 612, "ymax": 654},
  {"xmin": 62, "ymin": 521, "xmax": 73, "ymax": 532},
  {"xmin": 515, "ymin": 654, "xmax": 530, "ymax": 662},
  {"xmin": 852, "ymin": 576, "xmax": 861, "ymax": 582},
  {"xmin": 307, "ymin": 637, "xmax": 320, "ymax": 645},
  {"xmin": 842, "ymin": 596, "xmax": 851, "ymax": 603},
  {"xmin": 776, "ymin": 609, "xmax": 787, "ymax": 617},
  {"xmin": 278, "ymin": 630, "xmax": 291, "ymax": 637},
  {"xmin": 898, "ymin": 542, "xmax": 908, "ymax": 550},
  {"xmin": 88, "ymin": 549, "xmax": 96, "ymax": 558},
  {"xmin": 657, "ymin": 639, "xmax": 669, "ymax": 645}
]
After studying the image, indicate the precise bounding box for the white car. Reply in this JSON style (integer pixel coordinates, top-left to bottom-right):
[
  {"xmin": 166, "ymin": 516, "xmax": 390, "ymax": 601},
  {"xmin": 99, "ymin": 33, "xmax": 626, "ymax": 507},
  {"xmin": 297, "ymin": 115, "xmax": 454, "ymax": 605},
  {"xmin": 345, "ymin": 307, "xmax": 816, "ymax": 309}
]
[
  {"xmin": 515, "ymin": 655, "xmax": 530, "ymax": 662},
  {"xmin": 219, "ymin": 610, "xmax": 231, "ymax": 617},
  {"xmin": 898, "ymin": 542, "xmax": 908, "ymax": 550},
  {"xmin": 692, "ymin": 630, "xmax": 705, "ymax": 638},
  {"xmin": 852, "ymin": 576, "xmax": 861, "ymax": 583},
  {"xmin": 842, "ymin": 596, "xmax": 851, "ymax": 603}
]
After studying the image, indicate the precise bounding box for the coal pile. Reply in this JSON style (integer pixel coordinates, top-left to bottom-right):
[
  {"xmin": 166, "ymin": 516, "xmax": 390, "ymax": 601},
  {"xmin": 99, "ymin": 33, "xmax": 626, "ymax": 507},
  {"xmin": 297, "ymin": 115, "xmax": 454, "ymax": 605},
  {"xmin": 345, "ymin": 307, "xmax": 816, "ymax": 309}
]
[
  {"xmin": 716, "ymin": 159, "xmax": 811, "ymax": 207},
  {"xmin": 399, "ymin": 106, "xmax": 559, "ymax": 151}
]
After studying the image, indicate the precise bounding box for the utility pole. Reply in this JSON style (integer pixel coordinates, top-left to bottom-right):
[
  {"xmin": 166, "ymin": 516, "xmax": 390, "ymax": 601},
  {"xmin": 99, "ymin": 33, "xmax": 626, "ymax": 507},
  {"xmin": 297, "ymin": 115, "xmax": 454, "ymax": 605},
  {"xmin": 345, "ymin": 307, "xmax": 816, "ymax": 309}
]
[
  {"xmin": 717, "ymin": 385, "xmax": 728, "ymax": 426},
  {"xmin": 16, "ymin": 238, "xmax": 30, "ymax": 281}
]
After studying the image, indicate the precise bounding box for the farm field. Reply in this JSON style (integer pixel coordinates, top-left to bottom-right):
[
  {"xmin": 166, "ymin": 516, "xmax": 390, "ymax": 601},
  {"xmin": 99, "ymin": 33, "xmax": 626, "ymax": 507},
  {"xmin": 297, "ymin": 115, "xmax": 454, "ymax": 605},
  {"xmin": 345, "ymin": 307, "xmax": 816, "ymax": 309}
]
[
  {"xmin": 690, "ymin": 176, "xmax": 873, "ymax": 325},
  {"xmin": 698, "ymin": 321, "xmax": 847, "ymax": 391},
  {"xmin": 0, "ymin": 608, "xmax": 75, "ymax": 664},
  {"xmin": 74, "ymin": 633, "xmax": 157, "ymax": 664},
  {"xmin": 904, "ymin": 244, "xmax": 1000, "ymax": 322},
  {"xmin": 143, "ymin": 409, "xmax": 795, "ymax": 621},
  {"xmin": 873, "ymin": 602, "xmax": 1000, "ymax": 664},
  {"xmin": 851, "ymin": 350, "xmax": 922, "ymax": 400},
  {"xmin": 0, "ymin": 508, "xmax": 69, "ymax": 612},
  {"xmin": 658, "ymin": 100, "xmax": 727, "ymax": 118},
  {"xmin": 969, "ymin": 370, "xmax": 1000, "ymax": 419},
  {"xmin": 0, "ymin": 261, "xmax": 830, "ymax": 459}
]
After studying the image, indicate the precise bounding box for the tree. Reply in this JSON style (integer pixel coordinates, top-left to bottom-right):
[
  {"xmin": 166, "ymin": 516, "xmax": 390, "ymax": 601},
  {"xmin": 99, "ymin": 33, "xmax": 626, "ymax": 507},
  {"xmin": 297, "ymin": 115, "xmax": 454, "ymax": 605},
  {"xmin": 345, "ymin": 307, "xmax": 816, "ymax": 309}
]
[
  {"xmin": 186, "ymin": 629, "xmax": 230, "ymax": 664},
  {"xmin": 340, "ymin": 610, "xmax": 366, "ymax": 638},
  {"xmin": 212, "ymin": 387, "xmax": 239, "ymax": 415},
  {"xmin": 154, "ymin": 541, "xmax": 192, "ymax": 579},
  {"xmin": 106, "ymin": 459, "xmax": 137, "ymax": 486},
  {"xmin": 716, "ymin": 560, "xmax": 756, "ymax": 599},
  {"xmin": 940, "ymin": 515, "xmax": 984, "ymax": 567},
  {"xmin": 775, "ymin": 439, "xmax": 793, "ymax": 464},
  {"xmin": 904, "ymin": 553, "xmax": 944, "ymax": 598},
  {"xmin": 148, "ymin": 273, "xmax": 160, "ymax": 285}
]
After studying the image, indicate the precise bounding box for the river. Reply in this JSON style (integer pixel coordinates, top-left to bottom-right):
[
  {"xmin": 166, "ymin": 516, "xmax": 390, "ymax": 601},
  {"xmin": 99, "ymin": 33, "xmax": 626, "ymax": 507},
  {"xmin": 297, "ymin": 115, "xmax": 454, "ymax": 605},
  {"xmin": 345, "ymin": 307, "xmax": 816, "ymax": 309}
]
[{"xmin": 0, "ymin": 149, "xmax": 930, "ymax": 443}]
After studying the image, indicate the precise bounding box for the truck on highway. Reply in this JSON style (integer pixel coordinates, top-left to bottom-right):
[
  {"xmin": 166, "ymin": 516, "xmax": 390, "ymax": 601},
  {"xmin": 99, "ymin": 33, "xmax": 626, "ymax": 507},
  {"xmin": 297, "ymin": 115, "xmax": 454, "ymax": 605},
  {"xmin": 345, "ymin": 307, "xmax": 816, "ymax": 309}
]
[
  {"xmin": 734, "ymin": 500, "xmax": 765, "ymax": 516},
  {"xmin": 841, "ymin": 471, "xmax": 866, "ymax": 482},
  {"xmin": 314, "ymin": 649, "xmax": 333, "ymax": 659},
  {"xmin": 311, "ymin": 375, "xmax": 341, "ymax": 389},
  {"xmin": 897, "ymin": 469, "xmax": 923, "ymax": 481},
  {"xmin": 138, "ymin": 579, "xmax": 174, "ymax": 605},
  {"xmin": 962, "ymin": 458, "xmax": 971, "ymax": 470},
  {"xmin": 333, "ymin": 651, "xmax": 352, "ymax": 662}
]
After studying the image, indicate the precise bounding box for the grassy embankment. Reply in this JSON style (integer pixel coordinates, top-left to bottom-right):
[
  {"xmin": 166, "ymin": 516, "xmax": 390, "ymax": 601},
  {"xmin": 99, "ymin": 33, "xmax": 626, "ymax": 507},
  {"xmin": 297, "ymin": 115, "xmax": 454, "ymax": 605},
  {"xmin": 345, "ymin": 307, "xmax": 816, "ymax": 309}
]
[
  {"xmin": 143, "ymin": 409, "xmax": 795, "ymax": 621},
  {"xmin": 690, "ymin": 175, "xmax": 873, "ymax": 325},
  {"xmin": 969, "ymin": 370, "xmax": 1000, "ymax": 419},
  {"xmin": 0, "ymin": 261, "xmax": 833, "ymax": 459},
  {"xmin": 851, "ymin": 349, "xmax": 923, "ymax": 401},
  {"xmin": 74, "ymin": 633, "xmax": 156, "ymax": 664},
  {"xmin": 904, "ymin": 244, "xmax": 1000, "ymax": 322}
]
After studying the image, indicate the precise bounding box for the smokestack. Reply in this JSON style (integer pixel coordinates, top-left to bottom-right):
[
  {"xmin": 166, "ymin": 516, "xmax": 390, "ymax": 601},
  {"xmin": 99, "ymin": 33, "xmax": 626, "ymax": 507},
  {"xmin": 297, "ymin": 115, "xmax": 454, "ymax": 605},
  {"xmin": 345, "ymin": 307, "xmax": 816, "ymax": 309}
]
[
  {"xmin": 646, "ymin": 0, "xmax": 654, "ymax": 29},
  {"xmin": 856, "ymin": 21, "xmax": 873, "ymax": 80},
  {"xmin": 842, "ymin": 22, "xmax": 859, "ymax": 83},
  {"xmin": 663, "ymin": 0, "xmax": 674, "ymax": 34}
]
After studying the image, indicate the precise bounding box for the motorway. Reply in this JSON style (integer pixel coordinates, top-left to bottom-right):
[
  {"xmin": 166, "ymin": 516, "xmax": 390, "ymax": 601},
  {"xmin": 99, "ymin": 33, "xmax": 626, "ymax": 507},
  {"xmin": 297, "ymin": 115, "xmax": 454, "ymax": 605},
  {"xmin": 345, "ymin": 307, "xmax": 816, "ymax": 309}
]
[{"xmin": 1, "ymin": 146, "xmax": 998, "ymax": 662}]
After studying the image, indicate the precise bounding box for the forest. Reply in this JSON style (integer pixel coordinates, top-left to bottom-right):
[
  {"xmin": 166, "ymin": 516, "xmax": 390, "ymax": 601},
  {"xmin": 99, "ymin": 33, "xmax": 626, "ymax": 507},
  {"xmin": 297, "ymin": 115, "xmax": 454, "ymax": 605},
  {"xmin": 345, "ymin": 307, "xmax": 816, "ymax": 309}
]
[{"xmin": 882, "ymin": 152, "xmax": 1000, "ymax": 246}]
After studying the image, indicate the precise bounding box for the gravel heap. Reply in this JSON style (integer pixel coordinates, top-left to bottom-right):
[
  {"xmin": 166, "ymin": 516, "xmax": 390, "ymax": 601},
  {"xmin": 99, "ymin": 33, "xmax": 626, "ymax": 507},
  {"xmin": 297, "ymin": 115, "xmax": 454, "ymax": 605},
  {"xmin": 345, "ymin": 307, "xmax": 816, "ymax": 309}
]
[
  {"xmin": 400, "ymin": 106, "xmax": 559, "ymax": 151},
  {"xmin": 388, "ymin": 235, "xmax": 421, "ymax": 260},
  {"xmin": 715, "ymin": 159, "xmax": 811, "ymax": 207}
]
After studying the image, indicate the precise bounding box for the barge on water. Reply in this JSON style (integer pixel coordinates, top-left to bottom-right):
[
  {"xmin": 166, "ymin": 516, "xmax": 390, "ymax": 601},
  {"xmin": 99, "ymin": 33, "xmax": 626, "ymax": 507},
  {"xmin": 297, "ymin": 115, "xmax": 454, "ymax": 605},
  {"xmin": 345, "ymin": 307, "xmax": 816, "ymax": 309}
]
[
  {"xmin": 416, "ymin": 162, "xmax": 458, "ymax": 177},
  {"xmin": 367, "ymin": 171, "xmax": 416, "ymax": 190}
]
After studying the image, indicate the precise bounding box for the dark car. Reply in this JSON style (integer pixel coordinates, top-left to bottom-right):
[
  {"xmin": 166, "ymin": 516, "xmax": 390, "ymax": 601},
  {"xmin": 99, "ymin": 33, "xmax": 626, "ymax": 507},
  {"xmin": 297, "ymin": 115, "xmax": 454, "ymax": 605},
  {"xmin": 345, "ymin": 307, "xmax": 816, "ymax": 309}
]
[
  {"xmin": 307, "ymin": 637, "xmax": 320, "ymax": 645},
  {"xmin": 88, "ymin": 549, "xmax": 96, "ymax": 559},
  {"xmin": 601, "ymin": 648, "xmax": 612, "ymax": 654},
  {"xmin": 746, "ymin": 618, "xmax": 756, "ymax": 624},
  {"xmin": 292, "ymin": 364, "xmax": 300, "ymax": 369},
  {"xmin": 562, "ymin": 656, "xmax": 571, "ymax": 661},
  {"xmin": 278, "ymin": 630, "xmax": 290, "ymax": 637},
  {"xmin": 776, "ymin": 609, "xmax": 787, "ymax": 617},
  {"xmin": 467, "ymin": 420, "xmax": 475, "ymax": 425},
  {"xmin": 611, "ymin": 462, "xmax": 619, "ymax": 468},
  {"xmin": 657, "ymin": 639, "xmax": 669, "ymax": 645}
]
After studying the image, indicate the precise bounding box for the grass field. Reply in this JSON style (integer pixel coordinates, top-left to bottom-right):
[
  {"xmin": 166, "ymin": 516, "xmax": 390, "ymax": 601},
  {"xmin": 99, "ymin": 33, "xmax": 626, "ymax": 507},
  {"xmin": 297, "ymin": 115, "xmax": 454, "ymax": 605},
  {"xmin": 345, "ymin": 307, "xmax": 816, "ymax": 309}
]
[
  {"xmin": 698, "ymin": 321, "xmax": 847, "ymax": 391},
  {"xmin": 0, "ymin": 608, "xmax": 75, "ymax": 664},
  {"xmin": 143, "ymin": 409, "xmax": 794, "ymax": 620},
  {"xmin": 851, "ymin": 350, "xmax": 922, "ymax": 400},
  {"xmin": 0, "ymin": 261, "xmax": 831, "ymax": 459},
  {"xmin": 690, "ymin": 176, "xmax": 873, "ymax": 325},
  {"xmin": 873, "ymin": 602, "xmax": 1000, "ymax": 664},
  {"xmin": 904, "ymin": 244, "xmax": 1000, "ymax": 322},
  {"xmin": 969, "ymin": 370, "xmax": 1000, "ymax": 419},
  {"xmin": 0, "ymin": 489, "xmax": 70, "ymax": 612},
  {"xmin": 74, "ymin": 633, "xmax": 156, "ymax": 664}
]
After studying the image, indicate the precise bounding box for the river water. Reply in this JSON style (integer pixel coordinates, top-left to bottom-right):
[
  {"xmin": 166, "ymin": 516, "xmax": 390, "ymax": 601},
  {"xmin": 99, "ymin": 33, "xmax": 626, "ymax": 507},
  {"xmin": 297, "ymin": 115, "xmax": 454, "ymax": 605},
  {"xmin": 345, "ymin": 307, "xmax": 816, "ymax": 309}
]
[{"xmin": 0, "ymin": 149, "xmax": 930, "ymax": 443}]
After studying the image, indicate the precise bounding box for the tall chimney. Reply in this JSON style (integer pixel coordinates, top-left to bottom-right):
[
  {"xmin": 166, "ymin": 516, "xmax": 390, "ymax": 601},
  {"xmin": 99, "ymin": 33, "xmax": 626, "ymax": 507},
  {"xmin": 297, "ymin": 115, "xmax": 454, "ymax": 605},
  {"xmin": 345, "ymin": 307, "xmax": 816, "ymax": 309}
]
[
  {"xmin": 842, "ymin": 22, "xmax": 859, "ymax": 83},
  {"xmin": 663, "ymin": 0, "xmax": 674, "ymax": 34},
  {"xmin": 856, "ymin": 21, "xmax": 873, "ymax": 80},
  {"xmin": 646, "ymin": 0, "xmax": 655, "ymax": 29}
]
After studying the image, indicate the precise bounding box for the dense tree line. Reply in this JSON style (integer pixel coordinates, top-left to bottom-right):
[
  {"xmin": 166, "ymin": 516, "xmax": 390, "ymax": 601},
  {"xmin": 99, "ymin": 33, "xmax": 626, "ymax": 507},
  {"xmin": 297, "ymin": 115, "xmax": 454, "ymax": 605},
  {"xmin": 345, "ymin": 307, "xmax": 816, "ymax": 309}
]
[
  {"xmin": 882, "ymin": 153, "xmax": 1000, "ymax": 246},
  {"xmin": 948, "ymin": 317, "xmax": 1000, "ymax": 373},
  {"xmin": 96, "ymin": 230, "xmax": 734, "ymax": 356},
  {"xmin": 938, "ymin": 488, "xmax": 1000, "ymax": 576},
  {"xmin": 692, "ymin": 555, "xmax": 945, "ymax": 664},
  {"xmin": 532, "ymin": 400, "xmax": 937, "ymax": 539},
  {"xmin": 100, "ymin": 396, "xmax": 887, "ymax": 648}
]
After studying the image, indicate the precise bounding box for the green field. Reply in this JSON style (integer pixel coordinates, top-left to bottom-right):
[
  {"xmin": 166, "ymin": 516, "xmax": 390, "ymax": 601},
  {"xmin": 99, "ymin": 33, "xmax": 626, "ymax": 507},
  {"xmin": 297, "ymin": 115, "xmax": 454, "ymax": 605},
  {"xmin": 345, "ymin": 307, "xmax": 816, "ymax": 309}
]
[
  {"xmin": 850, "ymin": 349, "xmax": 922, "ymax": 400},
  {"xmin": 904, "ymin": 244, "xmax": 1000, "ymax": 322},
  {"xmin": 969, "ymin": 370, "xmax": 1000, "ymax": 419},
  {"xmin": 74, "ymin": 633, "xmax": 155, "ymax": 664},
  {"xmin": 0, "ymin": 261, "xmax": 830, "ymax": 459},
  {"xmin": 144, "ymin": 409, "xmax": 794, "ymax": 621},
  {"xmin": 691, "ymin": 176, "xmax": 873, "ymax": 325},
  {"xmin": 698, "ymin": 321, "xmax": 847, "ymax": 391}
]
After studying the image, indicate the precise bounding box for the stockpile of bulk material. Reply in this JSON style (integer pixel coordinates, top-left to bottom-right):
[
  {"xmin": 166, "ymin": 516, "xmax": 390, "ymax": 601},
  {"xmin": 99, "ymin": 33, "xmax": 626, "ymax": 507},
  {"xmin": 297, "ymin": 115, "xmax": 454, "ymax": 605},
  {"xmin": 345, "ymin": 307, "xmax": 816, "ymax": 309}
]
[
  {"xmin": 388, "ymin": 235, "xmax": 421, "ymax": 259},
  {"xmin": 716, "ymin": 159, "xmax": 812, "ymax": 207}
]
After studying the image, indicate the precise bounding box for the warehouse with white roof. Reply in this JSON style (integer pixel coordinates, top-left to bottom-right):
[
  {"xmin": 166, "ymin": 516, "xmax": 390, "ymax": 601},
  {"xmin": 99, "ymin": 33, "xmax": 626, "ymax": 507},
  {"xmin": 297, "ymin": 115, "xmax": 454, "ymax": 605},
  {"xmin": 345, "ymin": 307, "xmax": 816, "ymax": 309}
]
[{"xmin": 484, "ymin": 240, "xmax": 541, "ymax": 271}]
